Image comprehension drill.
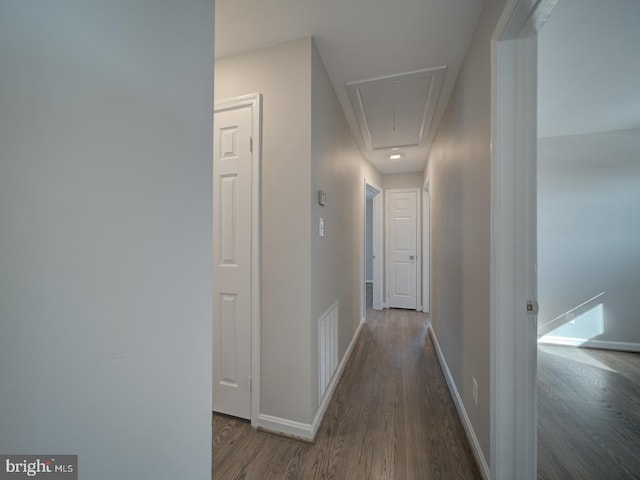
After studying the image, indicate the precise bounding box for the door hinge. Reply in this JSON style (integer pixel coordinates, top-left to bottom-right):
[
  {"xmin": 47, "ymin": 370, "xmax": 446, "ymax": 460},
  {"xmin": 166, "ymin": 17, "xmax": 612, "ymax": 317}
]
[
  {"xmin": 249, "ymin": 136, "xmax": 253, "ymax": 153},
  {"xmin": 248, "ymin": 376, "xmax": 252, "ymax": 392}
]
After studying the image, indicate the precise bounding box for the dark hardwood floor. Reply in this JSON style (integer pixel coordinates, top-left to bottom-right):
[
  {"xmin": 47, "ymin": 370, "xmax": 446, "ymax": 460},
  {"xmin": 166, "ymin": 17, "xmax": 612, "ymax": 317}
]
[
  {"xmin": 213, "ymin": 289, "xmax": 481, "ymax": 479},
  {"xmin": 537, "ymin": 345, "xmax": 640, "ymax": 480}
]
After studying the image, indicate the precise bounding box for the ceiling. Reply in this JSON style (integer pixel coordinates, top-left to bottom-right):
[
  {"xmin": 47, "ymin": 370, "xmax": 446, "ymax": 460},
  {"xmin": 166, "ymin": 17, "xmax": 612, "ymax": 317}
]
[
  {"xmin": 215, "ymin": 0, "xmax": 484, "ymax": 174},
  {"xmin": 538, "ymin": 0, "xmax": 640, "ymax": 138}
]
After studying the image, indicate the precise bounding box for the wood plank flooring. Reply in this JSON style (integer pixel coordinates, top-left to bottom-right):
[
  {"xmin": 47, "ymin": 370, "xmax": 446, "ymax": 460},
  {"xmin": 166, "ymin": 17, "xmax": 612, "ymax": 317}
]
[
  {"xmin": 213, "ymin": 303, "xmax": 481, "ymax": 479},
  {"xmin": 537, "ymin": 345, "xmax": 640, "ymax": 480}
]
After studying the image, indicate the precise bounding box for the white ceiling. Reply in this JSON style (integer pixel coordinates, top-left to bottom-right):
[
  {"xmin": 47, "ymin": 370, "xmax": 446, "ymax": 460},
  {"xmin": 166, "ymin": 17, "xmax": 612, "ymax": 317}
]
[
  {"xmin": 538, "ymin": 0, "xmax": 640, "ymax": 138},
  {"xmin": 215, "ymin": 0, "xmax": 484, "ymax": 174}
]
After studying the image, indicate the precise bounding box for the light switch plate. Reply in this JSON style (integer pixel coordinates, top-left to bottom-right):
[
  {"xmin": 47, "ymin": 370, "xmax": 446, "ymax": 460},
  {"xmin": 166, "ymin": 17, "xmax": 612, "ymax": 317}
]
[{"xmin": 319, "ymin": 218, "xmax": 324, "ymax": 237}]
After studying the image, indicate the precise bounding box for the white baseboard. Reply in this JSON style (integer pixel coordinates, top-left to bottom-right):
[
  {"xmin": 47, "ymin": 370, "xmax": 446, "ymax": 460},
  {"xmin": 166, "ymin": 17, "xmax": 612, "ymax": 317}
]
[
  {"xmin": 429, "ymin": 327, "xmax": 490, "ymax": 480},
  {"xmin": 538, "ymin": 336, "xmax": 640, "ymax": 352},
  {"xmin": 254, "ymin": 413, "xmax": 313, "ymax": 440},
  {"xmin": 254, "ymin": 317, "xmax": 366, "ymax": 442}
]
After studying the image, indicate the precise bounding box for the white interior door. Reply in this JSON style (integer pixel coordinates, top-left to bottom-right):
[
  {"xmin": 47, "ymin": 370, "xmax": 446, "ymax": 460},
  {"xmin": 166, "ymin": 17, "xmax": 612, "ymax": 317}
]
[
  {"xmin": 387, "ymin": 189, "xmax": 419, "ymax": 309},
  {"xmin": 213, "ymin": 104, "xmax": 252, "ymax": 419}
]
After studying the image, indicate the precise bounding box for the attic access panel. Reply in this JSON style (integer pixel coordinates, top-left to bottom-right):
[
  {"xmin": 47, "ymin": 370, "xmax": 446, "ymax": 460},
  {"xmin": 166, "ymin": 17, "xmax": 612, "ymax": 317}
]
[{"xmin": 347, "ymin": 66, "xmax": 446, "ymax": 150}]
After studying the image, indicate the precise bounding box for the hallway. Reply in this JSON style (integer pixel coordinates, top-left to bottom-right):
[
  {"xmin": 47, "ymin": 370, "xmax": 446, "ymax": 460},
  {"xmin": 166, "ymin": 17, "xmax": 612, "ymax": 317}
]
[{"xmin": 213, "ymin": 304, "xmax": 481, "ymax": 479}]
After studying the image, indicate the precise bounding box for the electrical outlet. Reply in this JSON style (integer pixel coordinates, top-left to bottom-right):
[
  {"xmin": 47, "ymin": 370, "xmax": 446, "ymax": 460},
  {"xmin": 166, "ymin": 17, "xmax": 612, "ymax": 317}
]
[{"xmin": 472, "ymin": 377, "xmax": 478, "ymax": 407}]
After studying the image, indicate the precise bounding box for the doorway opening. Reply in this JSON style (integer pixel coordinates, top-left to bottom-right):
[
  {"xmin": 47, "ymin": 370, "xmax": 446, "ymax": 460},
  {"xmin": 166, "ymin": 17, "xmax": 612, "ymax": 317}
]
[
  {"xmin": 363, "ymin": 180, "xmax": 382, "ymax": 321},
  {"xmin": 536, "ymin": 0, "xmax": 640, "ymax": 477}
]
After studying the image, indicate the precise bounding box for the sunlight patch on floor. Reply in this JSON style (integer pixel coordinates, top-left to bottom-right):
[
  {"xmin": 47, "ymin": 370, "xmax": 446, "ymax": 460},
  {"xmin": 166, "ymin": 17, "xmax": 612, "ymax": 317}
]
[{"xmin": 538, "ymin": 344, "xmax": 618, "ymax": 373}]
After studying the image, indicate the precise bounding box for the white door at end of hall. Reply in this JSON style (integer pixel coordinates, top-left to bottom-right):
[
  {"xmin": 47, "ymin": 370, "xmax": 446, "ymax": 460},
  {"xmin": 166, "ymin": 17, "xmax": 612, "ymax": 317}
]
[
  {"xmin": 388, "ymin": 189, "xmax": 418, "ymax": 309},
  {"xmin": 213, "ymin": 104, "xmax": 252, "ymax": 419}
]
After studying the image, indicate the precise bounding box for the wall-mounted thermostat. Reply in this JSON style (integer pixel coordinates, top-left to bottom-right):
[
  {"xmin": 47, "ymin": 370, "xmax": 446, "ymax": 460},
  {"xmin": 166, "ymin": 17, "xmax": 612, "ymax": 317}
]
[{"xmin": 318, "ymin": 190, "xmax": 327, "ymax": 206}]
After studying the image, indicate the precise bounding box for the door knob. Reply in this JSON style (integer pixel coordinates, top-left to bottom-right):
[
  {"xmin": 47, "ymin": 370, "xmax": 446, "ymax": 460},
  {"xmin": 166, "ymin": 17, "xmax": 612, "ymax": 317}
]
[{"xmin": 410, "ymin": 255, "xmax": 415, "ymax": 260}]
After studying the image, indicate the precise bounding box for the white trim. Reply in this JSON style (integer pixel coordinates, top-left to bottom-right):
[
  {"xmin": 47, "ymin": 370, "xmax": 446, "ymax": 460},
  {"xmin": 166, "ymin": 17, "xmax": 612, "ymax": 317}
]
[
  {"xmin": 537, "ymin": 338, "xmax": 640, "ymax": 353},
  {"xmin": 373, "ymin": 191, "xmax": 383, "ymax": 310},
  {"xmin": 255, "ymin": 414, "xmax": 313, "ymax": 440},
  {"xmin": 490, "ymin": 34, "xmax": 538, "ymax": 480},
  {"xmin": 490, "ymin": 32, "xmax": 537, "ymax": 480},
  {"xmin": 417, "ymin": 190, "xmax": 422, "ymax": 310},
  {"xmin": 385, "ymin": 188, "xmax": 421, "ymax": 311},
  {"xmin": 430, "ymin": 327, "xmax": 489, "ymax": 479},
  {"xmin": 421, "ymin": 183, "xmax": 430, "ymax": 314},
  {"xmin": 254, "ymin": 318, "xmax": 365, "ymax": 441},
  {"xmin": 214, "ymin": 92, "xmax": 262, "ymax": 426},
  {"xmin": 491, "ymin": 1, "xmax": 558, "ymax": 479}
]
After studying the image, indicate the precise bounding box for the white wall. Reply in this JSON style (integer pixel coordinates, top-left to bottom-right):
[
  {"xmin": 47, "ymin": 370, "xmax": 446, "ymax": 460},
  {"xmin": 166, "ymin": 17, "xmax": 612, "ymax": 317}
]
[
  {"xmin": 0, "ymin": 2, "xmax": 214, "ymax": 478},
  {"xmin": 215, "ymin": 38, "xmax": 313, "ymax": 423},
  {"xmin": 426, "ymin": 0, "xmax": 507, "ymax": 464},
  {"xmin": 538, "ymin": 129, "xmax": 640, "ymax": 345},
  {"xmin": 215, "ymin": 38, "xmax": 383, "ymax": 426},
  {"xmin": 537, "ymin": 0, "xmax": 640, "ymax": 138},
  {"xmin": 383, "ymin": 173, "xmax": 424, "ymax": 189},
  {"xmin": 310, "ymin": 41, "xmax": 383, "ymax": 416}
]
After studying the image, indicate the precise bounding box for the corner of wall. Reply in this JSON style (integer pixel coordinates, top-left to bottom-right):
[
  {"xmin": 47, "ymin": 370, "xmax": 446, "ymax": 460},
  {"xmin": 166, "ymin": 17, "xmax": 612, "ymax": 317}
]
[
  {"xmin": 216, "ymin": 38, "xmax": 314, "ymax": 425},
  {"xmin": 308, "ymin": 37, "xmax": 383, "ymax": 427}
]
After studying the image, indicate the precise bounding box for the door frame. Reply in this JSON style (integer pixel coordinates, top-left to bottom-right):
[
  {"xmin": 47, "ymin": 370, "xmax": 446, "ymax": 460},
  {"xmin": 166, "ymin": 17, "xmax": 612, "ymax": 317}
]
[
  {"xmin": 213, "ymin": 92, "xmax": 262, "ymax": 425},
  {"xmin": 385, "ymin": 188, "xmax": 421, "ymax": 311},
  {"xmin": 421, "ymin": 181, "xmax": 430, "ymax": 314},
  {"xmin": 490, "ymin": 1, "xmax": 557, "ymax": 478},
  {"xmin": 362, "ymin": 179, "xmax": 383, "ymax": 320}
]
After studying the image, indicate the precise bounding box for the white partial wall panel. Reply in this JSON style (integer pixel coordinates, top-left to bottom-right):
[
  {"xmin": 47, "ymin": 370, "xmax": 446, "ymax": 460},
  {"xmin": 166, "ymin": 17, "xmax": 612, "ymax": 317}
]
[
  {"xmin": 0, "ymin": 2, "xmax": 214, "ymax": 479},
  {"xmin": 318, "ymin": 303, "xmax": 339, "ymax": 403}
]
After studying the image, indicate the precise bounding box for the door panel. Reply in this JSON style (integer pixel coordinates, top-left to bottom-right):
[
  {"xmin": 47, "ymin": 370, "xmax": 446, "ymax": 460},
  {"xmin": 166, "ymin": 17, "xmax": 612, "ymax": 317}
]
[
  {"xmin": 388, "ymin": 190, "xmax": 419, "ymax": 309},
  {"xmin": 213, "ymin": 105, "xmax": 252, "ymax": 419},
  {"xmin": 393, "ymin": 217, "xmax": 412, "ymax": 250},
  {"xmin": 394, "ymin": 263, "xmax": 412, "ymax": 296},
  {"xmin": 220, "ymin": 293, "xmax": 238, "ymax": 386},
  {"xmin": 219, "ymin": 175, "xmax": 238, "ymax": 265}
]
